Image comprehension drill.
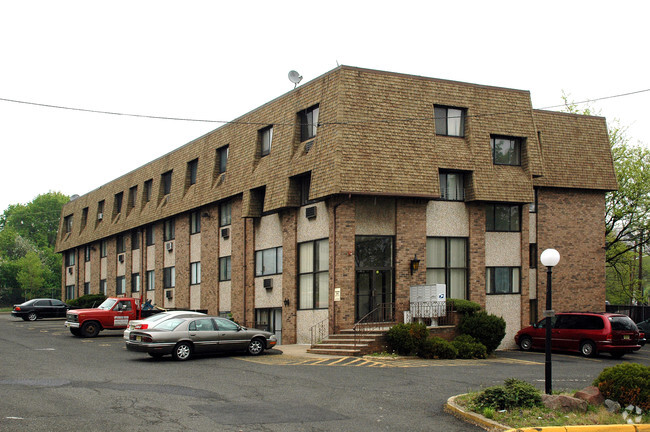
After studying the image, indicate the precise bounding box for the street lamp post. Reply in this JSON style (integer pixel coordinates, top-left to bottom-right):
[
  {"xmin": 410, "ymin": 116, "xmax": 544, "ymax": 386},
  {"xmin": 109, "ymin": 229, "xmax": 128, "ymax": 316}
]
[{"xmin": 540, "ymin": 248, "xmax": 560, "ymax": 395}]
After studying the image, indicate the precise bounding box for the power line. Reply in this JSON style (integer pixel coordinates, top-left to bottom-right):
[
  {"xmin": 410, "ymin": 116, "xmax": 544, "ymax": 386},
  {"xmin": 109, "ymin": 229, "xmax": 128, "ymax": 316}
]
[{"xmin": 1, "ymin": 88, "xmax": 648, "ymax": 126}]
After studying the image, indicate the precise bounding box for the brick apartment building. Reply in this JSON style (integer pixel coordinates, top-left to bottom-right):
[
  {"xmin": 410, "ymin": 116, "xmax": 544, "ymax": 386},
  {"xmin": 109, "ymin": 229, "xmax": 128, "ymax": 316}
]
[{"xmin": 55, "ymin": 66, "xmax": 617, "ymax": 347}]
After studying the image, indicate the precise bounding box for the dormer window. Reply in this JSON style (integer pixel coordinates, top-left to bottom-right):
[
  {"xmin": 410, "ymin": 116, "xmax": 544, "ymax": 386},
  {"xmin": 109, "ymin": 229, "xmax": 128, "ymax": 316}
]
[
  {"xmin": 491, "ymin": 135, "xmax": 522, "ymax": 166},
  {"xmin": 299, "ymin": 105, "xmax": 319, "ymax": 142},
  {"xmin": 260, "ymin": 126, "xmax": 273, "ymax": 157},
  {"xmin": 434, "ymin": 106, "xmax": 465, "ymax": 137}
]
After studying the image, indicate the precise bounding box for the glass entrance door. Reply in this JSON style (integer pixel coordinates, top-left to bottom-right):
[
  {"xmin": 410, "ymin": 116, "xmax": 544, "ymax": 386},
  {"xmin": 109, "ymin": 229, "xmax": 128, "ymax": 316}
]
[{"xmin": 355, "ymin": 236, "xmax": 394, "ymax": 321}]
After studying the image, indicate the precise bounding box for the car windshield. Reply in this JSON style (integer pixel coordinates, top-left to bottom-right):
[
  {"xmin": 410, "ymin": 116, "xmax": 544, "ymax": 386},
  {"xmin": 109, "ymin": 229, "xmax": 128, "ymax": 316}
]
[
  {"xmin": 156, "ymin": 318, "xmax": 186, "ymax": 331},
  {"xmin": 97, "ymin": 299, "xmax": 117, "ymax": 310},
  {"xmin": 610, "ymin": 316, "xmax": 637, "ymax": 331}
]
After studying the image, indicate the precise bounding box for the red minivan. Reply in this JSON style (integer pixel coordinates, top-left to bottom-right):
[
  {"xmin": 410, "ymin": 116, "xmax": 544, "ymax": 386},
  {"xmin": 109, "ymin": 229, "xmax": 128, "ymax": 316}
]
[{"xmin": 515, "ymin": 312, "xmax": 641, "ymax": 358}]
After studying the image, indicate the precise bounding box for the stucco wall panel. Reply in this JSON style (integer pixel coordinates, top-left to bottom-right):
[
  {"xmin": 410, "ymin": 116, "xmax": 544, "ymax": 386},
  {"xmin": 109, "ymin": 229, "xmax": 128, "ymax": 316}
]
[
  {"xmin": 426, "ymin": 201, "xmax": 469, "ymax": 237},
  {"xmin": 486, "ymin": 294, "xmax": 520, "ymax": 350}
]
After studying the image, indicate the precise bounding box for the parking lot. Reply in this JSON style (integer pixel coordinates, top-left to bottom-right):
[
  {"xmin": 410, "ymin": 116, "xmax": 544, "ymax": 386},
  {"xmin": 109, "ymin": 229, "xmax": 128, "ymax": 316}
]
[{"xmin": 1, "ymin": 314, "xmax": 648, "ymax": 432}]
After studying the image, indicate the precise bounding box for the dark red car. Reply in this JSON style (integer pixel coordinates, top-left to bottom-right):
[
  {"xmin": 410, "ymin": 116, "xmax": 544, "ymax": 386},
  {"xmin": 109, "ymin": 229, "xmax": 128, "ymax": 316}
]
[{"xmin": 515, "ymin": 312, "xmax": 641, "ymax": 358}]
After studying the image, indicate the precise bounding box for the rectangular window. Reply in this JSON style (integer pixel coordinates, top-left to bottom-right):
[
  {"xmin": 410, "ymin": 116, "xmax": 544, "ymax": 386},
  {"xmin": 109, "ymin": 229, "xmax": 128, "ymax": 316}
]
[
  {"xmin": 65, "ymin": 250, "xmax": 76, "ymax": 267},
  {"xmin": 84, "ymin": 282, "xmax": 90, "ymax": 295},
  {"xmin": 116, "ymin": 234, "xmax": 125, "ymax": 254},
  {"xmin": 99, "ymin": 279, "xmax": 107, "ymax": 295},
  {"xmin": 131, "ymin": 273, "xmax": 141, "ymax": 292},
  {"xmin": 298, "ymin": 239, "xmax": 329, "ymax": 309},
  {"xmin": 100, "ymin": 240, "xmax": 107, "ymax": 258},
  {"xmin": 97, "ymin": 200, "xmax": 105, "ymax": 220},
  {"xmin": 217, "ymin": 145, "xmax": 229, "ymax": 174},
  {"xmin": 255, "ymin": 247, "xmax": 283, "ymax": 277},
  {"xmin": 187, "ymin": 158, "xmax": 198, "ymax": 186},
  {"xmin": 299, "ymin": 105, "xmax": 320, "ymax": 142},
  {"xmin": 81, "ymin": 207, "xmax": 88, "ymax": 230},
  {"xmin": 163, "ymin": 218, "xmax": 175, "ymax": 241},
  {"xmin": 84, "ymin": 245, "xmax": 91, "ymax": 262},
  {"xmin": 144, "ymin": 179, "xmax": 153, "ymax": 202},
  {"xmin": 66, "ymin": 285, "xmax": 75, "ymax": 300},
  {"xmin": 162, "ymin": 170, "xmax": 173, "ymax": 195},
  {"xmin": 219, "ymin": 256, "xmax": 231, "ymax": 281},
  {"xmin": 486, "ymin": 204, "xmax": 521, "ymax": 232},
  {"xmin": 163, "ymin": 266, "xmax": 175, "ymax": 288},
  {"xmin": 491, "ymin": 135, "xmax": 522, "ymax": 166},
  {"xmin": 114, "ymin": 192, "xmax": 123, "ymax": 214},
  {"xmin": 260, "ymin": 126, "xmax": 273, "ymax": 157},
  {"xmin": 129, "ymin": 186, "xmax": 137, "ymax": 209},
  {"xmin": 145, "ymin": 225, "xmax": 155, "ymax": 246},
  {"xmin": 190, "ymin": 262, "xmax": 201, "ymax": 285},
  {"xmin": 131, "ymin": 230, "xmax": 140, "ymax": 250},
  {"xmin": 439, "ymin": 172, "xmax": 465, "ymax": 201},
  {"xmin": 426, "ymin": 237, "xmax": 468, "ymax": 299},
  {"xmin": 220, "ymin": 201, "xmax": 232, "ymax": 227},
  {"xmin": 299, "ymin": 173, "xmax": 315, "ymax": 206},
  {"xmin": 190, "ymin": 211, "xmax": 201, "ymax": 234},
  {"xmin": 529, "ymin": 243, "xmax": 538, "ymax": 269},
  {"xmin": 116, "ymin": 276, "xmax": 126, "ymax": 295},
  {"xmin": 64, "ymin": 215, "xmax": 73, "ymax": 233},
  {"xmin": 146, "ymin": 270, "xmax": 155, "ymax": 291},
  {"xmin": 434, "ymin": 106, "xmax": 465, "ymax": 137},
  {"xmin": 486, "ymin": 267, "xmax": 521, "ymax": 294}
]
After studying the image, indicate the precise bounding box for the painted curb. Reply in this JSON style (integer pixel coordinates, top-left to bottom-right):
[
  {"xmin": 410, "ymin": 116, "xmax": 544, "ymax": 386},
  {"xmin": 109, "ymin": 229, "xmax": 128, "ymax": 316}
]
[{"xmin": 444, "ymin": 394, "xmax": 650, "ymax": 432}]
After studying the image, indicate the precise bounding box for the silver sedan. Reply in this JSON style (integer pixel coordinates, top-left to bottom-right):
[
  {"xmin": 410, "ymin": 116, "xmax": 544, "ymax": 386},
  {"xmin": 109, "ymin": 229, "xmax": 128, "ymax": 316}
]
[{"xmin": 125, "ymin": 316, "xmax": 277, "ymax": 360}]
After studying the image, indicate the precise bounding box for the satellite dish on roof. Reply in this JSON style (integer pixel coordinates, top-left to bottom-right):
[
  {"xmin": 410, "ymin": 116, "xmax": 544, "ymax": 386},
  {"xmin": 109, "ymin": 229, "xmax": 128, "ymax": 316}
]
[
  {"xmin": 288, "ymin": 70, "xmax": 303, "ymax": 88},
  {"xmin": 70, "ymin": 194, "xmax": 80, "ymax": 201}
]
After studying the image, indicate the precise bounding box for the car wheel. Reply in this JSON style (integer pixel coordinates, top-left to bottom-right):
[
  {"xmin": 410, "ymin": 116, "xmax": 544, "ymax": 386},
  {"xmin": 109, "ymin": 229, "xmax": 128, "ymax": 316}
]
[
  {"xmin": 610, "ymin": 351, "xmax": 625, "ymax": 359},
  {"xmin": 247, "ymin": 338, "xmax": 265, "ymax": 356},
  {"xmin": 81, "ymin": 321, "xmax": 100, "ymax": 338},
  {"xmin": 580, "ymin": 340, "xmax": 597, "ymax": 357},
  {"xmin": 173, "ymin": 342, "xmax": 192, "ymax": 361},
  {"xmin": 70, "ymin": 328, "xmax": 81, "ymax": 337},
  {"xmin": 518, "ymin": 336, "xmax": 533, "ymax": 351},
  {"xmin": 27, "ymin": 312, "xmax": 38, "ymax": 321}
]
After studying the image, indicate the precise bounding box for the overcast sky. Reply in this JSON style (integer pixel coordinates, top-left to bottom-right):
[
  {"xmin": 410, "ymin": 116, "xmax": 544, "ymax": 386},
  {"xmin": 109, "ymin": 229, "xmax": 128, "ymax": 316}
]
[{"xmin": 1, "ymin": 1, "xmax": 648, "ymax": 214}]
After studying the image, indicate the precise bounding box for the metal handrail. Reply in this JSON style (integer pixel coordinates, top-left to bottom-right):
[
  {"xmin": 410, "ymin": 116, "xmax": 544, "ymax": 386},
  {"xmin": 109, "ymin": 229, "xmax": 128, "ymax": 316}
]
[
  {"xmin": 353, "ymin": 302, "xmax": 396, "ymax": 345},
  {"xmin": 310, "ymin": 317, "xmax": 329, "ymax": 347}
]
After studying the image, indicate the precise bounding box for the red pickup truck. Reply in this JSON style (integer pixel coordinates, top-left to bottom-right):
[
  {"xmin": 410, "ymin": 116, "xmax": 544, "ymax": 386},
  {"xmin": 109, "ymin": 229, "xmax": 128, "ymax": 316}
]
[{"xmin": 65, "ymin": 297, "xmax": 161, "ymax": 338}]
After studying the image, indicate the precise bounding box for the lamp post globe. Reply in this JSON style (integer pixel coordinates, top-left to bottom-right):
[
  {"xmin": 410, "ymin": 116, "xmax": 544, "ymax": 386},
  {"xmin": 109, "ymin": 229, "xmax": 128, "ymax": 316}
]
[{"xmin": 540, "ymin": 248, "xmax": 560, "ymax": 268}]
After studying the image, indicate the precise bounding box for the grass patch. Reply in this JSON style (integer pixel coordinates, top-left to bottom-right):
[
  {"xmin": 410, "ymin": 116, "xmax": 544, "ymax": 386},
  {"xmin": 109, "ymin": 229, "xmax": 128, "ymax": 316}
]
[
  {"xmin": 456, "ymin": 391, "xmax": 650, "ymax": 428},
  {"xmin": 0, "ymin": 307, "xmax": 12, "ymax": 313}
]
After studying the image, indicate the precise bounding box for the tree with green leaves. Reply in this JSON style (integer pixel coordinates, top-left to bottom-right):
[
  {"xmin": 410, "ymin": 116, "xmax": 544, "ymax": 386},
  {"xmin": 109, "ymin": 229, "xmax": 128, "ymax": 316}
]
[{"xmin": 563, "ymin": 94, "xmax": 650, "ymax": 304}]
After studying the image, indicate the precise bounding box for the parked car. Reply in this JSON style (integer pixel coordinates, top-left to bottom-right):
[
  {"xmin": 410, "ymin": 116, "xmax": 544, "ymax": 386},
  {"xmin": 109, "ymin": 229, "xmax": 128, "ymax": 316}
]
[
  {"xmin": 126, "ymin": 316, "xmax": 277, "ymax": 361},
  {"xmin": 636, "ymin": 318, "xmax": 650, "ymax": 333},
  {"xmin": 12, "ymin": 298, "xmax": 70, "ymax": 321},
  {"xmin": 123, "ymin": 310, "xmax": 206, "ymax": 340},
  {"xmin": 515, "ymin": 312, "xmax": 641, "ymax": 358}
]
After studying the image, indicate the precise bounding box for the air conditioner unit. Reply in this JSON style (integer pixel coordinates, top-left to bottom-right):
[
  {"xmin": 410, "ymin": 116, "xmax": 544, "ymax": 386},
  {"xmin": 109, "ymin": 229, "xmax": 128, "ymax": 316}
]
[
  {"xmin": 67, "ymin": 267, "xmax": 73, "ymax": 274},
  {"xmin": 165, "ymin": 241, "xmax": 173, "ymax": 252},
  {"xmin": 304, "ymin": 140, "xmax": 314, "ymax": 153},
  {"xmin": 166, "ymin": 290, "xmax": 173, "ymax": 300},
  {"xmin": 221, "ymin": 227, "xmax": 230, "ymax": 239},
  {"xmin": 305, "ymin": 206, "xmax": 317, "ymax": 220},
  {"xmin": 263, "ymin": 278, "xmax": 273, "ymax": 289},
  {"xmin": 97, "ymin": 213, "xmax": 103, "ymax": 221},
  {"xmin": 118, "ymin": 254, "xmax": 125, "ymax": 263}
]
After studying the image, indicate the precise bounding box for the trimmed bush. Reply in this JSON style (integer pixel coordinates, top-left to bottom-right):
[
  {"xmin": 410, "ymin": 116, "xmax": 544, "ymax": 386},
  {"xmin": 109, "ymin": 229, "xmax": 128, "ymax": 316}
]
[
  {"xmin": 385, "ymin": 322, "xmax": 429, "ymax": 356},
  {"xmin": 67, "ymin": 294, "xmax": 107, "ymax": 309},
  {"xmin": 452, "ymin": 334, "xmax": 487, "ymax": 359},
  {"xmin": 593, "ymin": 363, "xmax": 650, "ymax": 410},
  {"xmin": 419, "ymin": 337, "xmax": 457, "ymax": 359},
  {"xmin": 457, "ymin": 311, "xmax": 506, "ymax": 354},
  {"xmin": 447, "ymin": 298, "xmax": 482, "ymax": 315},
  {"xmin": 474, "ymin": 378, "xmax": 542, "ymax": 410}
]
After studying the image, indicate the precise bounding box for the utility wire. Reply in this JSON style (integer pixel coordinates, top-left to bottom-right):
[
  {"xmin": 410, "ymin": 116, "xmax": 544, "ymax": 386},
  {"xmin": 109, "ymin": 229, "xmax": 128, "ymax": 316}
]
[{"xmin": 0, "ymin": 88, "xmax": 649, "ymax": 126}]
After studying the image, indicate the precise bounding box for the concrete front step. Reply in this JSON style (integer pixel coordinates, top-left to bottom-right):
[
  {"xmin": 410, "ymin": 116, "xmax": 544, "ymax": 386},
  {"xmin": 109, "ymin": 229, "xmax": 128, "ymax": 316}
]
[
  {"xmin": 309, "ymin": 327, "xmax": 390, "ymax": 356},
  {"xmin": 306, "ymin": 347, "xmax": 363, "ymax": 356}
]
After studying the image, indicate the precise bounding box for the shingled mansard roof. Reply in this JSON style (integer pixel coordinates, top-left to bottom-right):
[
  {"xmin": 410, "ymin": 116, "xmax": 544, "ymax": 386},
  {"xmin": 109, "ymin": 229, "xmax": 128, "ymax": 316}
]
[{"xmin": 55, "ymin": 66, "xmax": 617, "ymax": 253}]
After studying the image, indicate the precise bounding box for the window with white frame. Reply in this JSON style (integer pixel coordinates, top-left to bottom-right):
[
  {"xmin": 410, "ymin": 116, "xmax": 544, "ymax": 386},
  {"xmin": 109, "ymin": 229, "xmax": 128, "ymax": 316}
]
[
  {"xmin": 298, "ymin": 239, "xmax": 329, "ymax": 309},
  {"xmin": 190, "ymin": 262, "xmax": 201, "ymax": 285},
  {"xmin": 255, "ymin": 247, "xmax": 283, "ymax": 277},
  {"xmin": 434, "ymin": 106, "xmax": 465, "ymax": 137},
  {"xmin": 426, "ymin": 237, "xmax": 468, "ymax": 299},
  {"xmin": 486, "ymin": 267, "xmax": 520, "ymax": 294}
]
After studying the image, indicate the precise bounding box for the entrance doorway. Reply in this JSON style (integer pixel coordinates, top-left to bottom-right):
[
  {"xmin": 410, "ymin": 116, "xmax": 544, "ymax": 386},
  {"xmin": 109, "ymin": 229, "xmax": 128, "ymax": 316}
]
[
  {"xmin": 355, "ymin": 236, "xmax": 394, "ymax": 321},
  {"xmin": 255, "ymin": 308, "xmax": 282, "ymax": 344}
]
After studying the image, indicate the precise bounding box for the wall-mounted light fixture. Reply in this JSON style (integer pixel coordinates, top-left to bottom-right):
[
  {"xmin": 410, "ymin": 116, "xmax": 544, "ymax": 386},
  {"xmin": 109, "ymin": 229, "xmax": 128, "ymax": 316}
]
[
  {"xmin": 283, "ymin": 298, "xmax": 290, "ymax": 306},
  {"xmin": 410, "ymin": 254, "xmax": 421, "ymax": 275}
]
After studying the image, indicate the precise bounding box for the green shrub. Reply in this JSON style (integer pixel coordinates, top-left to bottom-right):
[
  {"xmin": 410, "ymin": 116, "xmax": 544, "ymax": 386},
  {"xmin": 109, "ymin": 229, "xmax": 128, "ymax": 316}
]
[
  {"xmin": 474, "ymin": 378, "xmax": 542, "ymax": 410},
  {"xmin": 419, "ymin": 337, "xmax": 457, "ymax": 359},
  {"xmin": 452, "ymin": 334, "xmax": 487, "ymax": 359},
  {"xmin": 67, "ymin": 294, "xmax": 106, "ymax": 309},
  {"xmin": 457, "ymin": 311, "xmax": 506, "ymax": 353},
  {"xmin": 447, "ymin": 298, "xmax": 482, "ymax": 315},
  {"xmin": 593, "ymin": 363, "xmax": 650, "ymax": 410},
  {"xmin": 385, "ymin": 322, "xmax": 429, "ymax": 356}
]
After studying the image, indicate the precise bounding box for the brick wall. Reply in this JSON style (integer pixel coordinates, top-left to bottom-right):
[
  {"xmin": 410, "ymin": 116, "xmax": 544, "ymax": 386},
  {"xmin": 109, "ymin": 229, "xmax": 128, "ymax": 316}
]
[
  {"xmin": 468, "ymin": 202, "xmax": 486, "ymax": 308},
  {"xmin": 201, "ymin": 203, "xmax": 219, "ymax": 314},
  {"xmin": 281, "ymin": 209, "xmax": 298, "ymax": 343},
  {"xmin": 331, "ymin": 198, "xmax": 356, "ymax": 332},
  {"xmin": 537, "ymin": 188, "xmax": 607, "ymax": 313}
]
